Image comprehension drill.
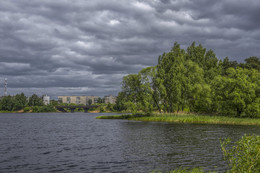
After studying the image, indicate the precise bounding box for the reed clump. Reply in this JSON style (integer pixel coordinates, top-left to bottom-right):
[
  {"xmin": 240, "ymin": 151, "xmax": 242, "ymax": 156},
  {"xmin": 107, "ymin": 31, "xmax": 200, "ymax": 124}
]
[
  {"xmin": 96, "ymin": 114, "xmax": 134, "ymax": 119},
  {"xmin": 97, "ymin": 113, "xmax": 260, "ymax": 126}
]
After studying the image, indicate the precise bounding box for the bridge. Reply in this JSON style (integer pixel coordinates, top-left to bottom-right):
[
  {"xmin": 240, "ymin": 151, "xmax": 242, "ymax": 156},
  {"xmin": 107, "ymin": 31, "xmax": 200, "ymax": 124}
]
[{"xmin": 55, "ymin": 105, "xmax": 99, "ymax": 113}]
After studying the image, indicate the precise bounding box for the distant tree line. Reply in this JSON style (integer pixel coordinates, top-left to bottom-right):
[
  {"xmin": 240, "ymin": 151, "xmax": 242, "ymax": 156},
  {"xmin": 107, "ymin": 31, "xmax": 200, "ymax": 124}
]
[
  {"xmin": 0, "ymin": 93, "xmax": 55, "ymax": 112},
  {"xmin": 114, "ymin": 42, "xmax": 260, "ymax": 117}
]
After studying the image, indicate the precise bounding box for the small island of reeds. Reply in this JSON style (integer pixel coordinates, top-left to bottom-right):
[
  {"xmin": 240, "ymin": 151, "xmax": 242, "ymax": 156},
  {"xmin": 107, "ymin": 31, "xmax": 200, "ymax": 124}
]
[{"xmin": 96, "ymin": 113, "xmax": 260, "ymax": 126}]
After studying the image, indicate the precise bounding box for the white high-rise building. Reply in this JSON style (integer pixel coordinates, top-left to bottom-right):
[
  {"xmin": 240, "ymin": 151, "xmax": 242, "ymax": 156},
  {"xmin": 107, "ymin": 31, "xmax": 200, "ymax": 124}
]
[{"xmin": 43, "ymin": 95, "xmax": 50, "ymax": 105}]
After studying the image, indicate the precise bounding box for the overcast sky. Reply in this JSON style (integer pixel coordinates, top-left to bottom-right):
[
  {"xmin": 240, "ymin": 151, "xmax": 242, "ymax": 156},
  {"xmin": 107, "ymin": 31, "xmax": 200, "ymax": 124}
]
[{"xmin": 0, "ymin": 0, "xmax": 259, "ymax": 98}]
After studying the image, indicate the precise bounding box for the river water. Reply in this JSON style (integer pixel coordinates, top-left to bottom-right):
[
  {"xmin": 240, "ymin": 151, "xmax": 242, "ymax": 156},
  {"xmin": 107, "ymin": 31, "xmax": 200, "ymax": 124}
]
[{"xmin": 0, "ymin": 113, "xmax": 259, "ymax": 173}]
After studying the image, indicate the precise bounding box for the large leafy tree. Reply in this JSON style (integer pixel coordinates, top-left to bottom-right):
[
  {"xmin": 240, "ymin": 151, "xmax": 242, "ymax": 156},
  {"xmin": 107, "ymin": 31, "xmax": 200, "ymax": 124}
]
[
  {"xmin": 0, "ymin": 96, "xmax": 14, "ymax": 111},
  {"xmin": 186, "ymin": 42, "xmax": 220, "ymax": 83},
  {"xmin": 157, "ymin": 42, "xmax": 186, "ymax": 112},
  {"xmin": 139, "ymin": 66, "xmax": 160, "ymax": 113},
  {"xmin": 13, "ymin": 93, "xmax": 27, "ymax": 110},
  {"xmin": 116, "ymin": 42, "xmax": 259, "ymax": 117},
  {"xmin": 121, "ymin": 74, "xmax": 142, "ymax": 104},
  {"xmin": 212, "ymin": 67, "xmax": 259, "ymax": 117},
  {"xmin": 119, "ymin": 69, "xmax": 158, "ymax": 114},
  {"xmin": 113, "ymin": 92, "xmax": 127, "ymax": 111},
  {"xmin": 156, "ymin": 42, "xmax": 211, "ymax": 112},
  {"xmin": 28, "ymin": 94, "xmax": 44, "ymax": 106}
]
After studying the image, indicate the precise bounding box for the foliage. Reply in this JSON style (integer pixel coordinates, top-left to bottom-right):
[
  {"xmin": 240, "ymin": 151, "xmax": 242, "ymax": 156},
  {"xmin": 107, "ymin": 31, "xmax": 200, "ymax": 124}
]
[
  {"xmin": 28, "ymin": 94, "xmax": 44, "ymax": 106},
  {"xmin": 221, "ymin": 135, "xmax": 260, "ymax": 173},
  {"xmin": 0, "ymin": 93, "xmax": 28, "ymax": 111},
  {"xmin": 96, "ymin": 114, "xmax": 132, "ymax": 119},
  {"xmin": 124, "ymin": 101, "xmax": 137, "ymax": 115},
  {"xmin": 50, "ymin": 100, "xmax": 59, "ymax": 106},
  {"xmin": 97, "ymin": 97, "xmax": 104, "ymax": 103},
  {"xmin": 212, "ymin": 68, "xmax": 259, "ymax": 117},
  {"xmin": 31, "ymin": 105, "xmax": 56, "ymax": 113},
  {"xmin": 99, "ymin": 106, "xmax": 105, "ymax": 113},
  {"xmin": 13, "ymin": 93, "xmax": 27, "ymax": 110},
  {"xmin": 239, "ymin": 56, "xmax": 260, "ymax": 72},
  {"xmin": 115, "ymin": 113, "xmax": 260, "ymax": 126},
  {"xmin": 88, "ymin": 99, "xmax": 92, "ymax": 105},
  {"xmin": 116, "ymin": 42, "xmax": 259, "ymax": 117},
  {"xmin": 106, "ymin": 103, "xmax": 114, "ymax": 112},
  {"xmin": 0, "ymin": 93, "xmax": 58, "ymax": 113},
  {"xmin": 0, "ymin": 96, "xmax": 14, "ymax": 111},
  {"xmin": 152, "ymin": 168, "xmax": 207, "ymax": 173},
  {"xmin": 113, "ymin": 92, "xmax": 127, "ymax": 111},
  {"xmin": 23, "ymin": 107, "xmax": 31, "ymax": 112}
]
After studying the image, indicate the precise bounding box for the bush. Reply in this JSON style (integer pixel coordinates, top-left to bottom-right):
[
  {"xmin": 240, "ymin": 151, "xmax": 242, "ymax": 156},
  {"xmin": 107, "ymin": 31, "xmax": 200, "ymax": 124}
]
[
  {"xmin": 99, "ymin": 107, "xmax": 105, "ymax": 113},
  {"xmin": 221, "ymin": 134, "xmax": 260, "ymax": 173},
  {"xmin": 32, "ymin": 105, "xmax": 56, "ymax": 113},
  {"xmin": 23, "ymin": 107, "xmax": 31, "ymax": 112},
  {"xmin": 32, "ymin": 106, "xmax": 39, "ymax": 112},
  {"xmin": 39, "ymin": 105, "xmax": 56, "ymax": 112}
]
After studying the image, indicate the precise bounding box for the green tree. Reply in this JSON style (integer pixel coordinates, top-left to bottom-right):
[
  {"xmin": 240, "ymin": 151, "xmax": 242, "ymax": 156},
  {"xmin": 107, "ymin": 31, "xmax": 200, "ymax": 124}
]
[
  {"xmin": 28, "ymin": 94, "xmax": 44, "ymax": 106},
  {"xmin": 240, "ymin": 56, "xmax": 260, "ymax": 71},
  {"xmin": 138, "ymin": 66, "xmax": 159, "ymax": 113},
  {"xmin": 13, "ymin": 93, "xmax": 27, "ymax": 110},
  {"xmin": 157, "ymin": 42, "xmax": 186, "ymax": 112},
  {"xmin": 0, "ymin": 96, "xmax": 14, "ymax": 111},
  {"xmin": 50, "ymin": 100, "xmax": 59, "ymax": 106},
  {"xmin": 97, "ymin": 97, "xmax": 103, "ymax": 104},
  {"xmin": 156, "ymin": 42, "xmax": 211, "ymax": 113},
  {"xmin": 115, "ymin": 42, "xmax": 259, "ymax": 117},
  {"xmin": 106, "ymin": 103, "xmax": 115, "ymax": 111},
  {"xmin": 221, "ymin": 57, "xmax": 238, "ymax": 75},
  {"xmin": 184, "ymin": 61, "xmax": 211, "ymax": 112},
  {"xmin": 88, "ymin": 99, "xmax": 92, "ymax": 105},
  {"xmin": 186, "ymin": 42, "xmax": 206, "ymax": 67},
  {"xmin": 124, "ymin": 101, "xmax": 137, "ymax": 115},
  {"xmin": 211, "ymin": 67, "xmax": 259, "ymax": 117},
  {"xmin": 120, "ymin": 74, "xmax": 142, "ymax": 112},
  {"xmin": 114, "ymin": 92, "xmax": 127, "ymax": 111},
  {"xmin": 121, "ymin": 74, "xmax": 142, "ymax": 103}
]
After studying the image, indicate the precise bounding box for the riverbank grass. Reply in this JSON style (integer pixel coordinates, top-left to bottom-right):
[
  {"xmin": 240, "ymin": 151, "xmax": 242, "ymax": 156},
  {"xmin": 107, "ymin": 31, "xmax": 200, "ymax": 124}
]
[
  {"xmin": 96, "ymin": 114, "xmax": 133, "ymax": 119},
  {"xmin": 96, "ymin": 113, "xmax": 260, "ymax": 126}
]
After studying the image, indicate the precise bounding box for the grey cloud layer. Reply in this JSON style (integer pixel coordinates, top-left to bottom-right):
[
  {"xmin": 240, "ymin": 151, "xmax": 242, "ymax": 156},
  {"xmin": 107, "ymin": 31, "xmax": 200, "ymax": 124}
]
[{"xmin": 0, "ymin": 0, "xmax": 259, "ymax": 97}]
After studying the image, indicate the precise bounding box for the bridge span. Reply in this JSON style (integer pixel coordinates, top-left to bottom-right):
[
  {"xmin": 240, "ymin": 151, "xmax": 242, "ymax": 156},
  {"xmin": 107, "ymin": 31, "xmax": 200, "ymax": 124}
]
[{"xmin": 55, "ymin": 105, "xmax": 99, "ymax": 113}]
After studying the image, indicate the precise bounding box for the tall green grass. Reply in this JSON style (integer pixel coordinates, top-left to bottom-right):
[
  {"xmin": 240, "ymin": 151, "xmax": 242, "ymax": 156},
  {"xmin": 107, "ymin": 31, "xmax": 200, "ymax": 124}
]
[
  {"xmin": 97, "ymin": 113, "xmax": 260, "ymax": 126},
  {"xmin": 152, "ymin": 168, "xmax": 208, "ymax": 173},
  {"xmin": 152, "ymin": 168, "xmax": 216, "ymax": 173},
  {"xmin": 221, "ymin": 135, "xmax": 260, "ymax": 173},
  {"xmin": 96, "ymin": 114, "xmax": 133, "ymax": 119}
]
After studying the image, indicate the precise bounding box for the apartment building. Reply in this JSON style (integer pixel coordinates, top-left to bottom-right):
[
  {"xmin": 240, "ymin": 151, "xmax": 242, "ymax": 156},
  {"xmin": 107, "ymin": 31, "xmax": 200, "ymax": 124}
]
[
  {"xmin": 58, "ymin": 96, "xmax": 99, "ymax": 105},
  {"xmin": 104, "ymin": 95, "xmax": 117, "ymax": 104}
]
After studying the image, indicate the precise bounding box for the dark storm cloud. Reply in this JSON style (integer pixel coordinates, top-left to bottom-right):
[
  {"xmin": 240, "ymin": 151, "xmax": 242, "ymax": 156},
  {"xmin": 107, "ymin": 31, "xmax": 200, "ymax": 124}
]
[{"xmin": 0, "ymin": 0, "xmax": 259, "ymax": 97}]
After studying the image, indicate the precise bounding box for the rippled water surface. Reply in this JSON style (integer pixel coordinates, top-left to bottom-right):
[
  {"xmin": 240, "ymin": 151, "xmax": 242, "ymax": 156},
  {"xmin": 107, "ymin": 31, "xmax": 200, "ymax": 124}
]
[{"xmin": 0, "ymin": 113, "xmax": 259, "ymax": 173}]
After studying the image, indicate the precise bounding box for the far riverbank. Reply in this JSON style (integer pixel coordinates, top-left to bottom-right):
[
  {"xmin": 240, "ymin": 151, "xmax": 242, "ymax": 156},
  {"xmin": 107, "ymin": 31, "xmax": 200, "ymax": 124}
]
[{"xmin": 96, "ymin": 113, "xmax": 260, "ymax": 126}]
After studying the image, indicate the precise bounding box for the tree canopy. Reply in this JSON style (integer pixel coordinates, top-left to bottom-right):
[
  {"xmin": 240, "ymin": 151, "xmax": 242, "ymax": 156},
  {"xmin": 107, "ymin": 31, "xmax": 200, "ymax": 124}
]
[
  {"xmin": 0, "ymin": 93, "xmax": 45, "ymax": 111},
  {"xmin": 114, "ymin": 42, "xmax": 260, "ymax": 118}
]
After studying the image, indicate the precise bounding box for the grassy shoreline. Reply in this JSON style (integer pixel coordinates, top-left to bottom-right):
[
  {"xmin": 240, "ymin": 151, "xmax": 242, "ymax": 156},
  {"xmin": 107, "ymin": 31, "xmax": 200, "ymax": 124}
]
[{"xmin": 96, "ymin": 113, "xmax": 260, "ymax": 126}]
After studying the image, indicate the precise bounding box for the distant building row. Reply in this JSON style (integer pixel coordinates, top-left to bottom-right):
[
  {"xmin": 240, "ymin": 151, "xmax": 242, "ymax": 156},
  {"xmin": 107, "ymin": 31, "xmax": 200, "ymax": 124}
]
[{"xmin": 58, "ymin": 95, "xmax": 117, "ymax": 105}]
